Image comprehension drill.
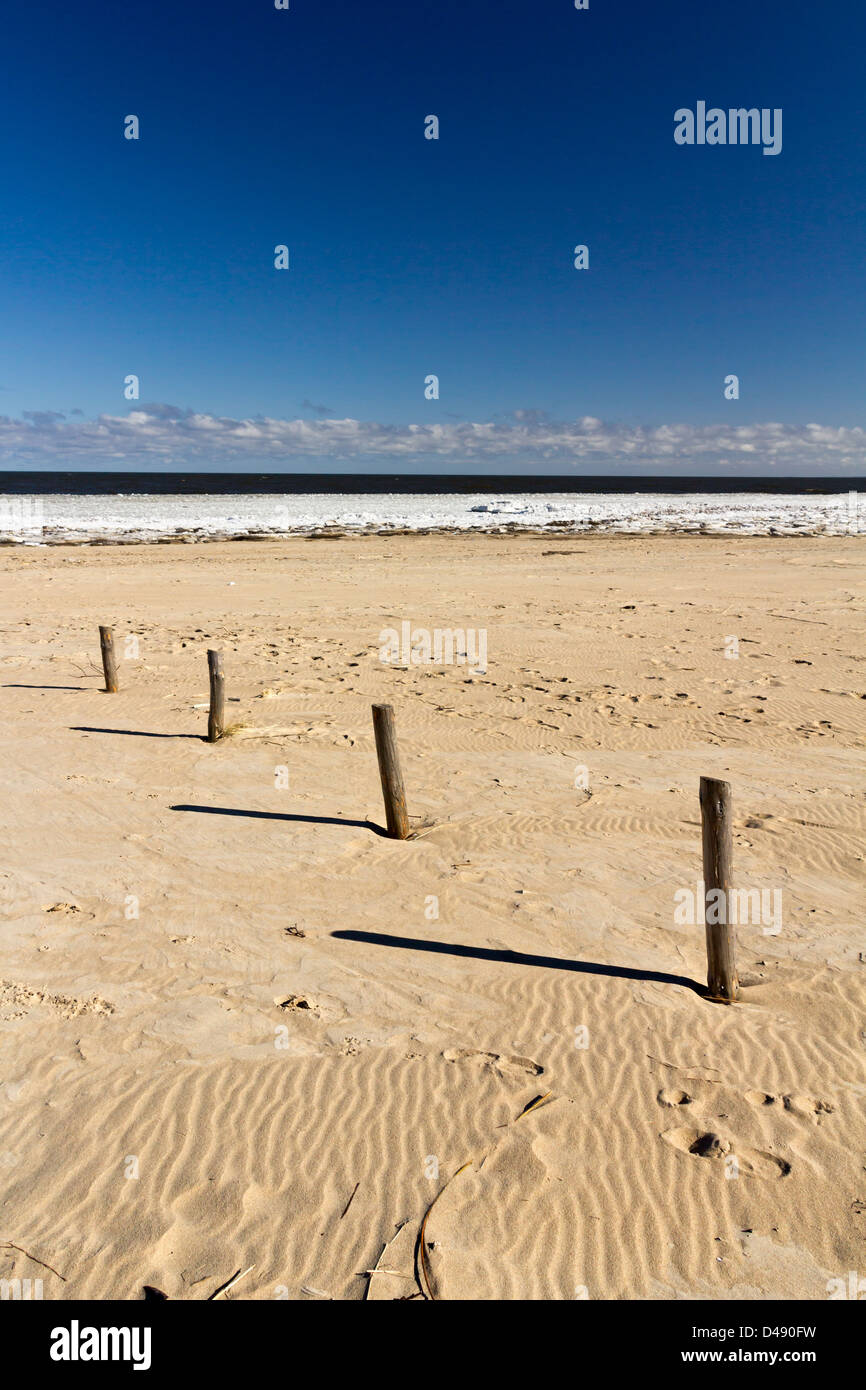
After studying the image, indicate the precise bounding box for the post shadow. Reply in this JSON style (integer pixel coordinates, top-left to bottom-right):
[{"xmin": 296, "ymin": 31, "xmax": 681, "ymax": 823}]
[
  {"xmin": 170, "ymin": 804, "xmax": 389, "ymax": 835},
  {"xmin": 71, "ymin": 727, "xmax": 201, "ymax": 740},
  {"xmin": 331, "ymin": 929, "xmax": 705, "ymax": 995}
]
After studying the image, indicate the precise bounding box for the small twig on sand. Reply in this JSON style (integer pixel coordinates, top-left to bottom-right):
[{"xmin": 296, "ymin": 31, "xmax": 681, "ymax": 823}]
[
  {"xmin": 208, "ymin": 1265, "xmax": 254, "ymax": 1301},
  {"xmin": 340, "ymin": 1182, "xmax": 360, "ymax": 1219},
  {"xmin": 0, "ymin": 1242, "xmax": 67, "ymax": 1281},
  {"xmin": 515, "ymin": 1092, "xmax": 553, "ymax": 1121},
  {"xmin": 416, "ymin": 1162, "xmax": 473, "ymax": 1301}
]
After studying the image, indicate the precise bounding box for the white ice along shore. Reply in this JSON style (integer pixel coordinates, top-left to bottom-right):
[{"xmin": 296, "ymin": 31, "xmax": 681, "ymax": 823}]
[{"xmin": 0, "ymin": 490, "xmax": 862, "ymax": 543}]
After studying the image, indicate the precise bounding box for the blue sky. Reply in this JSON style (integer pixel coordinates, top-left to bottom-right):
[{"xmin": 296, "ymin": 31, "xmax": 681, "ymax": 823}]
[{"xmin": 1, "ymin": 0, "xmax": 864, "ymax": 473}]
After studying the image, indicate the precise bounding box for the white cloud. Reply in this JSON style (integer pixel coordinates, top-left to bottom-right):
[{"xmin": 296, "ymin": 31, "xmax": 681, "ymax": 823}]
[{"xmin": 0, "ymin": 408, "xmax": 864, "ymax": 472}]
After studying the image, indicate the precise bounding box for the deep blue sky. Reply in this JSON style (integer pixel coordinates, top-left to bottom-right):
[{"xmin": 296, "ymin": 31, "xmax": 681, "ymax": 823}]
[{"xmin": 1, "ymin": 0, "xmax": 864, "ymax": 473}]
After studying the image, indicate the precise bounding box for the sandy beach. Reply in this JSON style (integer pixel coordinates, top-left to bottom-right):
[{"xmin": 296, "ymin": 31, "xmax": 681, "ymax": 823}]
[{"xmin": 1, "ymin": 532, "xmax": 864, "ymax": 1301}]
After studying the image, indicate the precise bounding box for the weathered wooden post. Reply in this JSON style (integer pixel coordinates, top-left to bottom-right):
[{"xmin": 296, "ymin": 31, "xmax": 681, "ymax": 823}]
[
  {"xmin": 207, "ymin": 650, "xmax": 225, "ymax": 743},
  {"xmin": 372, "ymin": 703, "xmax": 409, "ymax": 839},
  {"xmin": 99, "ymin": 626, "xmax": 118, "ymax": 693},
  {"xmin": 699, "ymin": 776, "xmax": 738, "ymax": 1002}
]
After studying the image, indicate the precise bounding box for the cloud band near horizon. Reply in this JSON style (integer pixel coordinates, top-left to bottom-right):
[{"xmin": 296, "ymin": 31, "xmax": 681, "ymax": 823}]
[{"xmin": 1, "ymin": 408, "xmax": 864, "ymax": 473}]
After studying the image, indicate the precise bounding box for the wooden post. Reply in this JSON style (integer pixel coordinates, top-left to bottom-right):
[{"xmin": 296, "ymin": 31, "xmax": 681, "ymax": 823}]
[
  {"xmin": 99, "ymin": 626, "xmax": 118, "ymax": 693},
  {"xmin": 699, "ymin": 776, "xmax": 738, "ymax": 1002},
  {"xmin": 207, "ymin": 650, "xmax": 225, "ymax": 743},
  {"xmin": 372, "ymin": 703, "xmax": 410, "ymax": 839}
]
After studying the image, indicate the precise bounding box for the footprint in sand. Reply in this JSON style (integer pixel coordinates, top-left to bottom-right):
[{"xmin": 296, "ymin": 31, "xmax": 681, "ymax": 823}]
[
  {"xmin": 661, "ymin": 1125, "xmax": 791, "ymax": 1178},
  {"xmin": 273, "ymin": 992, "xmax": 343, "ymax": 1023},
  {"xmin": 745, "ymin": 1090, "xmax": 834, "ymax": 1121},
  {"xmin": 657, "ymin": 1087, "xmax": 692, "ymax": 1107},
  {"xmin": 442, "ymin": 1048, "xmax": 544, "ymax": 1078},
  {"xmin": 0, "ymin": 979, "xmax": 114, "ymax": 1019}
]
